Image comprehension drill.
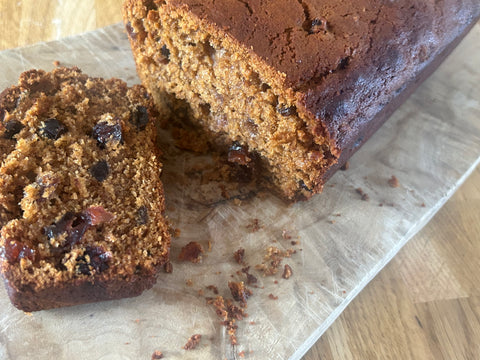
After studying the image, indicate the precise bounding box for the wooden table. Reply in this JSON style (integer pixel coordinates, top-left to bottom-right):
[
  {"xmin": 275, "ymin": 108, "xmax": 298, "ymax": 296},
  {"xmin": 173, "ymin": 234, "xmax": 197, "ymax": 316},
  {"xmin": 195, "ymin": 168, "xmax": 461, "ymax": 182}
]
[{"xmin": 1, "ymin": 1, "xmax": 479, "ymax": 359}]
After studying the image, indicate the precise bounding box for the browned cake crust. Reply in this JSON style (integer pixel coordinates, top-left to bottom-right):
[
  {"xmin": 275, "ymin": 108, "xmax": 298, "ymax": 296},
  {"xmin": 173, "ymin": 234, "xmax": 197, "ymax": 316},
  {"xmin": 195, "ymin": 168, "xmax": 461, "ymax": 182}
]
[
  {"xmin": 0, "ymin": 67, "xmax": 170, "ymax": 311},
  {"xmin": 123, "ymin": 0, "xmax": 480, "ymax": 200}
]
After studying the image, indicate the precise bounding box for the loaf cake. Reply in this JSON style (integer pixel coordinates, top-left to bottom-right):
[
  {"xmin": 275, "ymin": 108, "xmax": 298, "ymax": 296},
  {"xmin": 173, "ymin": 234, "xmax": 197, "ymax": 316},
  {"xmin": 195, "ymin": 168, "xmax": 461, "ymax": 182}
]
[
  {"xmin": 123, "ymin": 0, "xmax": 480, "ymax": 200},
  {"xmin": 0, "ymin": 67, "xmax": 170, "ymax": 311}
]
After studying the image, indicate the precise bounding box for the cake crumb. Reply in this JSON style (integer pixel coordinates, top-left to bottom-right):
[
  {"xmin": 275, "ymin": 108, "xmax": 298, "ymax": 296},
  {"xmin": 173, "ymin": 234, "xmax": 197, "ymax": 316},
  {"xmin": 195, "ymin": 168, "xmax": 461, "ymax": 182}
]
[
  {"xmin": 355, "ymin": 188, "xmax": 370, "ymax": 201},
  {"xmin": 206, "ymin": 285, "xmax": 219, "ymax": 294},
  {"xmin": 184, "ymin": 334, "xmax": 202, "ymax": 350},
  {"xmin": 186, "ymin": 279, "xmax": 193, "ymax": 287},
  {"xmin": 268, "ymin": 294, "xmax": 278, "ymax": 300},
  {"xmin": 340, "ymin": 161, "xmax": 350, "ymax": 170},
  {"xmin": 388, "ymin": 175, "xmax": 400, "ymax": 188},
  {"xmin": 233, "ymin": 198, "xmax": 242, "ymax": 206},
  {"xmin": 420, "ymin": 202, "xmax": 426, "ymax": 207},
  {"xmin": 178, "ymin": 242, "xmax": 204, "ymax": 263},
  {"xmin": 246, "ymin": 218, "xmax": 261, "ymax": 232},
  {"xmin": 173, "ymin": 228, "xmax": 181, "ymax": 237},
  {"xmin": 255, "ymin": 246, "xmax": 296, "ymax": 276},
  {"xmin": 228, "ymin": 281, "xmax": 252, "ymax": 307},
  {"xmin": 238, "ymin": 350, "xmax": 245, "ymax": 357},
  {"xmin": 151, "ymin": 350, "xmax": 164, "ymax": 359},
  {"xmin": 234, "ymin": 248, "xmax": 245, "ymax": 264},
  {"xmin": 164, "ymin": 261, "xmax": 173, "ymax": 273},
  {"xmin": 172, "ymin": 127, "xmax": 209, "ymax": 153},
  {"xmin": 241, "ymin": 267, "xmax": 258, "ymax": 285},
  {"xmin": 209, "ymin": 295, "xmax": 247, "ymax": 345},
  {"xmin": 329, "ymin": 219, "xmax": 336, "ymax": 224},
  {"xmin": 52, "ymin": 60, "xmax": 61, "ymax": 67},
  {"xmin": 282, "ymin": 229, "xmax": 292, "ymax": 240},
  {"xmin": 219, "ymin": 184, "xmax": 229, "ymax": 198},
  {"xmin": 282, "ymin": 264, "xmax": 293, "ymax": 279}
]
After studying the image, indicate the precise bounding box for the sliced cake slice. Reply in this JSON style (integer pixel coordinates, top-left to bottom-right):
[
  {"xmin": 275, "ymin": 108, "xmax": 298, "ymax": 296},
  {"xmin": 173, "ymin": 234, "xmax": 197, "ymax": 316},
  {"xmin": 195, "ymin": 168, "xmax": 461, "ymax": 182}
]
[{"xmin": 0, "ymin": 67, "xmax": 170, "ymax": 311}]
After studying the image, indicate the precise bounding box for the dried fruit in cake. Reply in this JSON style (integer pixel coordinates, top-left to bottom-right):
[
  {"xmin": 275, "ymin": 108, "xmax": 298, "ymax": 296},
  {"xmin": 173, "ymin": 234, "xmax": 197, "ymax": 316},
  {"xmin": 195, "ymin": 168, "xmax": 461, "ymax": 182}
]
[{"xmin": 0, "ymin": 67, "xmax": 170, "ymax": 311}]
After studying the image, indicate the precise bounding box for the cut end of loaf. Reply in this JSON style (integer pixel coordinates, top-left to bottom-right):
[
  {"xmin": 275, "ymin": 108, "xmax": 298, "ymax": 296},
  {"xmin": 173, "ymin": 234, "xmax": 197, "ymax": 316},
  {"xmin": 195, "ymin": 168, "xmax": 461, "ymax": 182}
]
[{"xmin": 123, "ymin": 0, "xmax": 337, "ymax": 200}]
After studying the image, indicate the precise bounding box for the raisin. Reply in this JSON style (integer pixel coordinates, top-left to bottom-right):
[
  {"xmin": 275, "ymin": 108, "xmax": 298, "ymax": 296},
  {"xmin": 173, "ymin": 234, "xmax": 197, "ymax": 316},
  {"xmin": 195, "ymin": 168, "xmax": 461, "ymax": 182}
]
[
  {"xmin": 85, "ymin": 246, "xmax": 111, "ymax": 273},
  {"xmin": 76, "ymin": 260, "xmax": 91, "ymax": 275},
  {"xmin": 160, "ymin": 45, "xmax": 170, "ymax": 62},
  {"xmin": 90, "ymin": 160, "xmax": 110, "ymax": 182},
  {"xmin": 299, "ymin": 179, "xmax": 312, "ymax": 192},
  {"xmin": 92, "ymin": 120, "xmax": 122, "ymax": 148},
  {"xmin": 76, "ymin": 246, "xmax": 111, "ymax": 275},
  {"xmin": 40, "ymin": 118, "xmax": 67, "ymax": 140},
  {"xmin": 3, "ymin": 120, "xmax": 23, "ymax": 139},
  {"xmin": 44, "ymin": 211, "xmax": 90, "ymax": 248},
  {"xmin": 44, "ymin": 212, "xmax": 76, "ymax": 239},
  {"xmin": 130, "ymin": 105, "xmax": 149, "ymax": 131},
  {"xmin": 306, "ymin": 18, "xmax": 328, "ymax": 34},
  {"xmin": 338, "ymin": 56, "xmax": 350, "ymax": 70},
  {"xmin": 0, "ymin": 107, "xmax": 5, "ymax": 122},
  {"xmin": 136, "ymin": 205, "xmax": 149, "ymax": 225},
  {"xmin": 277, "ymin": 105, "xmax": 297, "ymax": 117},
  {"xmin": 125, "ymin": 21, "xmax": 137, "ymax": 41},
  {"xmin": 45, "ymin": 207, "xmax": 114, "ymax": 254},
  {"xmin": 4, "ymin": 239, "xmax": 35, "ymax": 264}
]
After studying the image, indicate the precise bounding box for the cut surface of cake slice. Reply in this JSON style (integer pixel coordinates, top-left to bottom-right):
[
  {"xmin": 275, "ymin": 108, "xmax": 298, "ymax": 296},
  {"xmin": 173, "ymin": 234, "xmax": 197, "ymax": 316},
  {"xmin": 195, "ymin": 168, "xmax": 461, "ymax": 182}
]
[
  {"xmin": 123, "ymin": 0, "xmax": 480, "ymax": 200},
  {"xmin": 0, "ymin": 67, "xmax": 170, "ymax": 311}
]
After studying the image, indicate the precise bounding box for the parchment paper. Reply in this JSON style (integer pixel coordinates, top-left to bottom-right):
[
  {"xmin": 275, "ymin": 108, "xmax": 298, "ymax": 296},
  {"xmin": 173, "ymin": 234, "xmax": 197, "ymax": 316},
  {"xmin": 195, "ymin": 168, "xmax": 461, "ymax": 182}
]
[{"xmin": 0, "ymin": 23, "xmax": 479, "ymax": 360}]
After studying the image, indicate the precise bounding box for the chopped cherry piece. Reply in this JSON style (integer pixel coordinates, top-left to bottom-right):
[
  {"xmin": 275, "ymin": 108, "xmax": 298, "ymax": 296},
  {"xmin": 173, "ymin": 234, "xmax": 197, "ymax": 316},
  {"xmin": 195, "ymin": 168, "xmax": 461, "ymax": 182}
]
[
  {"xmin": 84, "ymin": 206, "xmax": 115, "ymax": 226},
  {"xmin": 228, "ymin": 142, "xmax": 251, "ymax": 166},
  {"xmin": 4, "ymin": 239, "xmax": 35, "ymax": 263}
]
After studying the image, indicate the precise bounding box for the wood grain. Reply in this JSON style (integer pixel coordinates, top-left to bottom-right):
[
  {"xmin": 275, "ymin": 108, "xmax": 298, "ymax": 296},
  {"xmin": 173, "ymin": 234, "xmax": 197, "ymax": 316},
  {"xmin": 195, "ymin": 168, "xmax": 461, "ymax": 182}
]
[
  {"xmin": 1, "ymin": 1, "xmax": 479, "ymax": 359},
  {"xmin": 305, "ymin": 166, "xmax": 480, "ymax": 360},
  {"xmin": 0, "ymin": 0, "xmax": 123, "ymax": 50}
]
